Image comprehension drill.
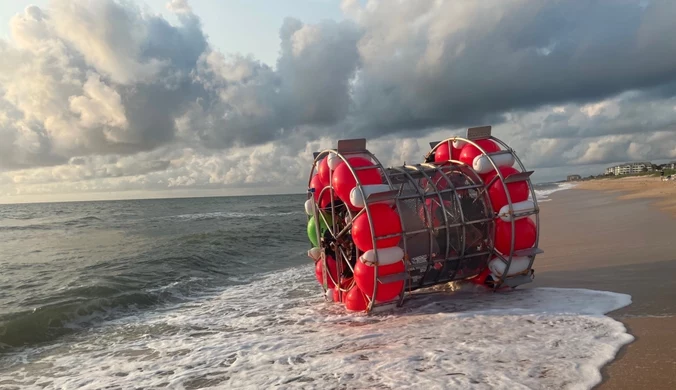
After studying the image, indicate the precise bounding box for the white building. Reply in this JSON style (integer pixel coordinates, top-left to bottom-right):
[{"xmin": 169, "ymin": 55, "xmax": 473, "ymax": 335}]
[{"xmin": 605, "ymin": 162, "xmax": 653, "ymax": 175}]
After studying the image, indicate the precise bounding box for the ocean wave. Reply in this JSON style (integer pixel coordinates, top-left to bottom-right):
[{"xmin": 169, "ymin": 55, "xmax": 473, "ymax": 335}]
[
  {"xmin": 0, "ymin": 266, "xmax": 633, "ymax": 389},
  {"xmin": 0, "ymin": 278, "xmax": 208, "ymax": 352},
  {"xmin": 165, "ymin": 211, "xmax": 303, "ymax": 222},
  {"xmin": 533, "ymin": 182, "xmax": 577, "ymax": 202},
  {"xmin": 0, "ymin": 215, "xmax": 104, "ymax": 232},
  {"xmin": 0, "ymin": 224, "xmax": 52, "ymax": 232}
]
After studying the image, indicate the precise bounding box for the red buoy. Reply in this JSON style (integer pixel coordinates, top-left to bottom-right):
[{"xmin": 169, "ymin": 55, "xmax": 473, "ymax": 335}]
[
  {"xmin": 315, "ymin": 255, "xmax": 339, "ymax": 288},
  {"xmin": 483, "ymin": 166, "xmax": 529, "ymax": 211},
  {"xmin": 471, "ymin": 266, "xmax": 492, "ymax": 286},
  {"xmin": 458, "ymin": 139, "xmax": 500, "ymax": 166},
  {"xmin": 494, "ymin": 218, "xmax": 536, "ymax": 255},
  {"xmin": 333, "ymin": 277, "xmax": 353, "ymax": 303},
  {"xmin": 354, "ymin": 259, "xmax": 405, "ymax": 302},
  {"xmin": 434, "ymin": 142, "xmax": 460, "ymax": 163},
  {"xmin": 310, "ymin": 174, "xmax": 333, "ymax": 209},
  {"xmin": 332, "ymin": 157, "xmax": 383, "ymax": 210},
  {"xmin": 344, "ymin": 286, "xmax": 369, "ymax": 312},
  {"xmin": 317, "ymin": 157, "xmax": 331, "ymax": 187},
  {"xmin": 352, "ymin": 204, "xmax": 402, "ymax": 251}
]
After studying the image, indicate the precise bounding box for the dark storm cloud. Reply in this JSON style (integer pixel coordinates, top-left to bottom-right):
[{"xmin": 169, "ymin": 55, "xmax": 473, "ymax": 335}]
[{"xmin": 347, "ymin": 0, "xmax": 676, "ymax": 138}]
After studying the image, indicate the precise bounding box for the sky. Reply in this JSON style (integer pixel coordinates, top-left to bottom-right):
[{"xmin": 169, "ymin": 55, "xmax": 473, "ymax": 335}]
[{"xmin": 1, "ymin": 0, "xmax": 676, "ymax": 204}]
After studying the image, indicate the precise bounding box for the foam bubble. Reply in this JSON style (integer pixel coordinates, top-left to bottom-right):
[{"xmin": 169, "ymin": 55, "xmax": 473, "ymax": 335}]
[{"xmin": 0, "ymin": 266, "xmax": 633, "ymax": 390}]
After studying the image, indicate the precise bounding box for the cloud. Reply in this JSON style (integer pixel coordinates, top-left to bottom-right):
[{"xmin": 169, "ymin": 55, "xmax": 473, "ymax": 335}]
[
  {"xmin": 181, "ymin": 17, "xmax": 361, "ymax": 149},
  {"xmin": 2, "ymin": 0, "xmax": 676, "ymax": 201},
  {"xmin": 0, "ymin": 0, "xmax": 209, "ymax": 170},
  {"xmin": 345, "ymin": 0, "xmax": 676, "ymax": 137},
  {"xmin": 166, "ymin": 0, "xmax": 192, "ymax": 14},
  {"xmin": 0, "ymin": 0, "xmax": 362, "ymax": 172}
]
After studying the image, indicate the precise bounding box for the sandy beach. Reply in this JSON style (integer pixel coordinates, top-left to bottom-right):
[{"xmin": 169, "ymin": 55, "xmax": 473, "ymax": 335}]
[
  {"xmin": 531, "ymin": 177, "xmax": 676, "ymax": 389},
  {"xmin": 576, "ymin": 175, "xmax": 676, "ymax": 216}
]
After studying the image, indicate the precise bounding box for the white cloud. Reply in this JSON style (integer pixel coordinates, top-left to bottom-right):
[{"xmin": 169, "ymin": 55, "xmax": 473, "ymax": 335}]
[
  {"xmin": 69, "ymin": 73, "xmax": 128, "ymax": 132},
  {"xmin": 2, "ymin": 0, "xmax": 676, "ymax": 202}
]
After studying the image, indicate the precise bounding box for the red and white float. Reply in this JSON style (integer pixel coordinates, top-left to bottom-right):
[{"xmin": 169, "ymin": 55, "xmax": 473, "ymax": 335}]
[{"xmin": 306, "ymin": 126, "xmax": 541, "ymax": 313}]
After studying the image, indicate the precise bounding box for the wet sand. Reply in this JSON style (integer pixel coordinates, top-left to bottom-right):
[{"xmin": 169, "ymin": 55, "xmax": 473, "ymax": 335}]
[{"xmin": 530, "ymin": 189, "xmax": 676, "ymax": 389}]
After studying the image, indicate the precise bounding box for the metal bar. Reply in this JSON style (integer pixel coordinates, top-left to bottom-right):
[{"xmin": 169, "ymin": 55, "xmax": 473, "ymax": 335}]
[
  {"xmin": 502, "ymin": 272, "xmax": 534, "ymax": 287},
  {"xmin": 393, "ymin": 185, "xmax": 410, "ymax": 308},
  {"xmin": 353, "ymin": 165, "xmax": 380, "ymax": 171},
  {"xmin": 377, "ymin": 272, "xmax": 409, "ymax": 284},
  {"xmin": 365, "ymin": 190, "xmax": 399, "ymax": 203},
  {"xmin": 335, "ymin": 207, "xmax": 365, "ymax": 240},
  {"xmin": 513, "ymin": 247, "xmax": 544, "ymax": 257},
  {"xmin": 504, "ymin": 171, "xmax": 534, "ymax": 184},
  {"xmin": 497, "ymin": 209, "xmax": 538, "ymax": 221},
  {"xmin": 392, "ymin": 184, "xmax": 484, "ymax": 202},
  {"xmin": 440, "ymin": 184, "xmax": 486, "ymax": 192},
  {"xmin": 484, "ymin": 149, "xmax": 514, "ymax": 157}
]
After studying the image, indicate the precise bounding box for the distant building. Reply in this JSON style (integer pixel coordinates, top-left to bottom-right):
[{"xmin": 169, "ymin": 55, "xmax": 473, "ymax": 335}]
[
  {"xmin": 604, "ymin": 162, "xmax": 653, "ymax": 176},
  {"xmin": 567, "ymin": 175, "xmax": 582, "ymax": 181},
  {"xmin": 659, "ymin": 161, "xmax": 676, "ymax": 170}
]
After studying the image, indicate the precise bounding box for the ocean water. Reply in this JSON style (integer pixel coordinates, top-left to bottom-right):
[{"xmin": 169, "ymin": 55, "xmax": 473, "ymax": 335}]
[
  {"xmin": 0, "ymin": 183, "xmax": 632, "ymax": 390},
  {"xmin": 0, "ymin": 195, "xmax": 308, "ymax": 350}
]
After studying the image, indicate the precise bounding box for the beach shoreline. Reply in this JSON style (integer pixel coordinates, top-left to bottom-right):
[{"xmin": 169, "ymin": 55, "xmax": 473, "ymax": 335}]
[
  {"xmin": 533, "ymin": 184, "xmax": 676, "ymax": 389},
  {"xmin": 574, "ymin": 175, "xmax": 676, "ymax": 217}
]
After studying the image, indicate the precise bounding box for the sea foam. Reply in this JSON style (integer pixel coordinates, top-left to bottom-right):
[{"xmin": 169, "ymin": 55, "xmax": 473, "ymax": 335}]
[
  {"xmin": 533, "ymin": 182, "xmax": 577, "ymax": 202},
  {"xmin": 0, "ymin": 265, "xmax": 632, "ymax": 390}
]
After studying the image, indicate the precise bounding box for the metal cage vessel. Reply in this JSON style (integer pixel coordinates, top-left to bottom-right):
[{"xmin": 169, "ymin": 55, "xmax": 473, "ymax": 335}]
[{"xmin": 306, "ymin": 126, "xmax": 542, "ymax": 312}]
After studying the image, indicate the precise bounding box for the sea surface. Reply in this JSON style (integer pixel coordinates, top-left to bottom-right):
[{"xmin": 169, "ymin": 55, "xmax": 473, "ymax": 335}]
[{"xmin": 0, "ymin": 183, "xmax": 633, "ymax": 389}]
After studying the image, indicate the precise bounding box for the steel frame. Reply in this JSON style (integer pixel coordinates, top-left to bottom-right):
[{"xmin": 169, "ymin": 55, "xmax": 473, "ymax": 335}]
[{"xmin": 307, "ymin": 126, "xmax": 542, "ymax": 312}]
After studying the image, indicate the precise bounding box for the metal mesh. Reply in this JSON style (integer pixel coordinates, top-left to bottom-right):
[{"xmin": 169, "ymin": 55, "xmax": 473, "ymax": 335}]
[{"xmin": 386, "ymin": 164, "xmax": 495, "ymax": 291}]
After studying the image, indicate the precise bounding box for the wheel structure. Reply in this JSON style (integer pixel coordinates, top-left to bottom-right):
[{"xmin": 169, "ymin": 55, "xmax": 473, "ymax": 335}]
[{"xmin": 305, "ymin": 126, "xmax": 542, "ymax": 313}]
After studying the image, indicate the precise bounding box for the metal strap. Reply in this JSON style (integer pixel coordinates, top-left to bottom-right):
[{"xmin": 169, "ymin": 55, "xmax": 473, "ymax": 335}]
[{"xmin": 504, "ymin": 171, "xmax": 533, "ymax": 183}]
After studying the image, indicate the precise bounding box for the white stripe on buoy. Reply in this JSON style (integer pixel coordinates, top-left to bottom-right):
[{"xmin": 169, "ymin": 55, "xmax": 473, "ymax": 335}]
[
  {"xmin": 488, "ymin": 256, "xmax": 531, "ymax": 277},
  {"xmin": 497, "ymin": 200, "xmax": 535, "ymax": 222},
  {"xmin": 308, "ymin": 247, "xmax": 322, "ymax": 261},
  {"xmin": 472, "ymin": 153, "xmax": 515, "ymax": 174},
  {"xmin": 304, "ymin": 199, "xmax": 313, "ymax": 215},
  {"xmin": 349, "ymin": 184, "xmax": 394, "ymax": 208},
  {"xmin": 360, "ymin": 246, "xmax": 404, "ymax": 266},
  {"xmin": 327, "ymin": 153, "xmax": 373, "ymax": 170},
  {"xmin": 453, "ymin": 139, "xmax": 466, "ymax": 149}
]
